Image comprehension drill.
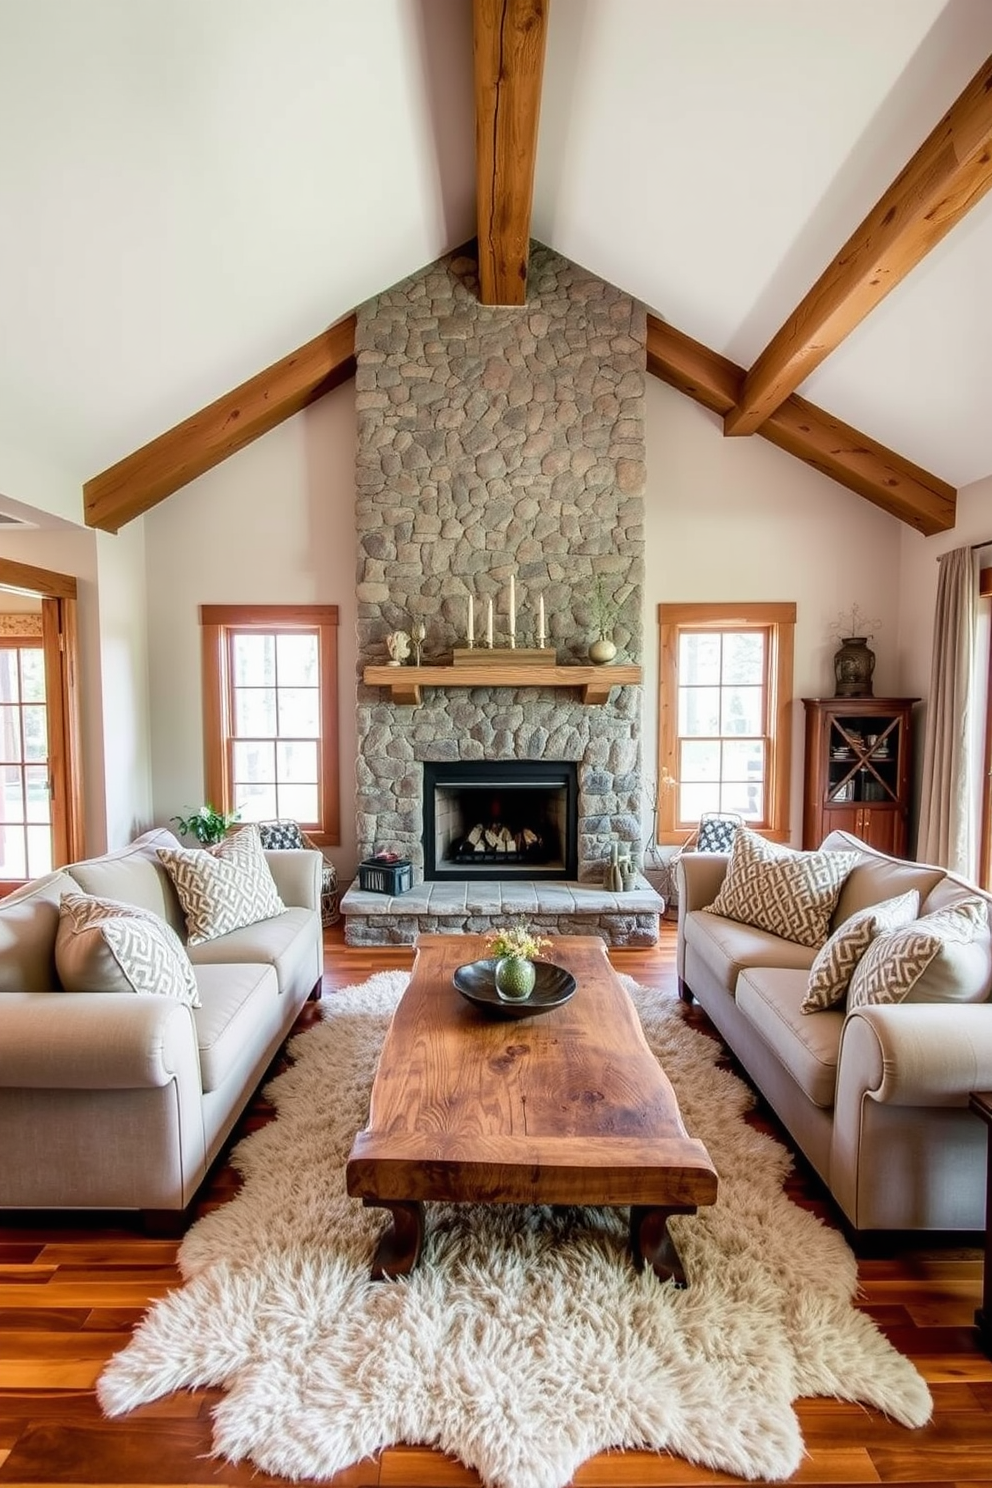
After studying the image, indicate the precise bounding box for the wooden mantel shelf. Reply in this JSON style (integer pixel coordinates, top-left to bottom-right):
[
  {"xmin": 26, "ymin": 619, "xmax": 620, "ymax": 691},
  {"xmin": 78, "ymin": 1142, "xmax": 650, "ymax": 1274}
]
[{"xmin": 363, "ymin": 663, "xmax": 643, "ymax": 706}]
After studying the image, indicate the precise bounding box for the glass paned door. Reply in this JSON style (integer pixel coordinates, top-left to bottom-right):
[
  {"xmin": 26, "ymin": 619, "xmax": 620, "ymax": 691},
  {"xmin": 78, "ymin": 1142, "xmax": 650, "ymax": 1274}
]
[{"xmin": 0, "ymin": 643, "xmax": 52, "ymax": 879}]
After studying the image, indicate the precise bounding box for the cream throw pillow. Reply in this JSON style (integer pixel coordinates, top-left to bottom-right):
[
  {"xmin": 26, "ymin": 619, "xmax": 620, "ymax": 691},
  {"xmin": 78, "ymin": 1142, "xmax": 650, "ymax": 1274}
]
[
  {"xmin": 801, "ymin": 890, "xmax": 920, "ymax": 1013},
  {"xmin": 703, "ymin": 827, "xmax": 860, "ymax": 949},
  {"xmin": 848, "ymin": 895, "xmax": 990, "ymax": 1008},
  {"xmin": 56, "ymin": 892, "xmax": 200, "ymax": 1006},
  {"xmin": 157, "ymin": 825, "xmax": 285, "ymax": 946}
]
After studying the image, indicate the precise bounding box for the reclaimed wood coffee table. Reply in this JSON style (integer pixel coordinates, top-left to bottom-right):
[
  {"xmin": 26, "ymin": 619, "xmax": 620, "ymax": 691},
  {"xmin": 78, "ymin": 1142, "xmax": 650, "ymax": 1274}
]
[{"xmin": 346, "ymin": 933, "xmax": 718, "ymax": 1284}]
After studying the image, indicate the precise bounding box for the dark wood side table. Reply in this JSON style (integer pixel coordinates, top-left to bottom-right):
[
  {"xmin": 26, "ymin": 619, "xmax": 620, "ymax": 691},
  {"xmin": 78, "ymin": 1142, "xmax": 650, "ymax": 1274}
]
[{"xmin": 970, "ymin": 1091, "xmax": 992, "ymax": 1357}]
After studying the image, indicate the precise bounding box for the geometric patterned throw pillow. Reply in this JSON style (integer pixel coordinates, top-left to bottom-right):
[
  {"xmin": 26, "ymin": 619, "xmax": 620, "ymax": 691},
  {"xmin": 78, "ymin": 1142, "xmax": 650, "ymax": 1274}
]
[
  {"xmin": 156, "ymin": 825, "xmax": 285, "ymax": 947},
  {"xmin": 801, "ymin": 889, "xmax": 921, "ymax": 1012},
  {"xmin": 55, "ymin": 892, "xmax": 200, "ymax": 1006},
  {"xmin": 847, "ymin": 894, "xmax": 990, "ymax": 1008},
  {"xmin": 703, "ymin": 826, "xmax": 861, "ymax": 949}
]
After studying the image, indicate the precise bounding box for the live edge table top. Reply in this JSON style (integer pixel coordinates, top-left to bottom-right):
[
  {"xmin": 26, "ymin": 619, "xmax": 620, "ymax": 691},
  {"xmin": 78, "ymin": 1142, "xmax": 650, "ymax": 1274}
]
[{"xmin": 345, "ymin": 933, "xmax": 718, "ymax": 1284}]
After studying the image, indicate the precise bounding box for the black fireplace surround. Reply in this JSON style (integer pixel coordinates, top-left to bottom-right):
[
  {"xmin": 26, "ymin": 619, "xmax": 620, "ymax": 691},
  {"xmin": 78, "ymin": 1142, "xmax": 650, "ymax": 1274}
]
[{"xmin": 422, "ymin": 760, "xmax": 579, "ymax": 881}]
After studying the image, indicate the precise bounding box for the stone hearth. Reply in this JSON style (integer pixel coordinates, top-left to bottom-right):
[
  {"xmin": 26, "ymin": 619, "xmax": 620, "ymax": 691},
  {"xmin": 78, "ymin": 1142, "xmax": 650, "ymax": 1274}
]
[{"xmin": 351, "ymin": 243, "xmax": 648, "ymax": 945}]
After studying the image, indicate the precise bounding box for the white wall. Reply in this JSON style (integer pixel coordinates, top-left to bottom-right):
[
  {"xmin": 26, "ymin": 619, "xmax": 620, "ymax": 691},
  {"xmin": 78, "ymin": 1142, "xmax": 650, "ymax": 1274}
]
[
  {"xmin": 95, "ymin": 523, "xmax": 154, "ymax": 847},
  {"xmin": 642, "ymin": 378, "xmax": 907, "ymax": 845},
  {"xmin": 144, "ymin": 383, "xmax": 358, "ymax": 871}
]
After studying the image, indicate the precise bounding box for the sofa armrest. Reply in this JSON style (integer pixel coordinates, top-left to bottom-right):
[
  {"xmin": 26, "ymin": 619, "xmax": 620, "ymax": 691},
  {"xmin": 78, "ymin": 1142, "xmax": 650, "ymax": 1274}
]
[
  {"xmin": 263, "ymin": 848, "xmax": 322, "ymax": 912},
  {"xmin": 837, "ymin": 1003, "xmax": 992, "ymax": 1108},
  {"xmin": 676, "ymin": 852, "xmax": 729, "ymax": 912},
  {"xmin": 0, "ymin": 992, "xmax": 198, "ymax": 1089}
]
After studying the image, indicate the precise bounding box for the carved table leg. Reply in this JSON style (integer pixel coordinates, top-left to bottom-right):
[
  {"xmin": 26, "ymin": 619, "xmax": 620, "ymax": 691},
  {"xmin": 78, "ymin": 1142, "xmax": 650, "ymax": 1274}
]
[
  {"xmin": 365, "ymin": 1199, "xmax": 425, "ymax": 1280},
  {"xmin": 630, "ymin": 1204, "xmax": 697, "ymax": 1287}
]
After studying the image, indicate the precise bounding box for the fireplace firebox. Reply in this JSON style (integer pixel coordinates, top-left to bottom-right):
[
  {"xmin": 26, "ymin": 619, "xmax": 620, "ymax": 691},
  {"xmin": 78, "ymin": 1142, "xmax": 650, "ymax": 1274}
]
[{"xmin": 422, "ymin": 761, "xmax": 578, "ymax": 881}]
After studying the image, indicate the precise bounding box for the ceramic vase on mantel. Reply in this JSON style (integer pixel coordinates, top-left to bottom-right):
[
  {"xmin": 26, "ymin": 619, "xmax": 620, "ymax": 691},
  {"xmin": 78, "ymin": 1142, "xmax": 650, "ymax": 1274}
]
[
  {"xmin": 833, "ymin": 636, "xmax": 875, "ymax": 697},
  {"xmin": 589, "ymin": 635, "xmax": 617, "ymax": 665}
]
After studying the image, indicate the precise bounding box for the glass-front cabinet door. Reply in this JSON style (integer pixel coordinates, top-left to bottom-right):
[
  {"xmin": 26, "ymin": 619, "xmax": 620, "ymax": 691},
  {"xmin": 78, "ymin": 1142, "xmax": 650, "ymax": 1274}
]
[{"xmin": 802, "ymin": 698, "xmax": 918, "ymax": 853}]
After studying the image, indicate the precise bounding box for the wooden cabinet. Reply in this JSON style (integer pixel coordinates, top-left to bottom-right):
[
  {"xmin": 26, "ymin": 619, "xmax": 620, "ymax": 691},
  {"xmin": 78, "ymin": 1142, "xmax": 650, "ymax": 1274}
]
[{"xmin": 802, "ymin": 697, "xmax": 918, "ymax": 854}]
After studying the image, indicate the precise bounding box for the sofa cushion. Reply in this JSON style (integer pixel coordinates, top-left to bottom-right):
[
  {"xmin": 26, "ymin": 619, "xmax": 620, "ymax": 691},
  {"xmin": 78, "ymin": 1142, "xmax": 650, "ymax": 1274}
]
[
  {"xmin": 703, "ymin": 827, "xmax": 860, "ymax": 948},
  {"xmin": 848, "ymin": 896, "xmax": 991, "ymax": 1008},
  {"xmin": 819, "ymin": 831, "xmax": 946, "ymax": 929},
  {"xmin": 157, "ymin": 826, "xmax": 285, "ymax": 946},
  {"xmin": 185, "ymin": 905, "xmax": 316, "ymax": 997},
  {"xmin": 68, "ymin": 828, "xmax": 187, "ymax": 937},
  {"xmin": 736, "ymin": 967, "xmax": 843, "ymax": 1108},
  {"xmin": 0, "ymin": 870, "xmax": 78, "ymax": 992},
  {"xmin": 55, "ymin": 893, "xmax": 201, "ymax": 1007},
  {"xmin": 684, "ymin": 908, "xmax": 816, "ymax": 996},
  {"xmin": 192, "ymin": 960, "xmax": 279, "ymax": 1093},
  {"xmin": 802, "ymin": 890, "xmax": 921, "ymax": 1013}
]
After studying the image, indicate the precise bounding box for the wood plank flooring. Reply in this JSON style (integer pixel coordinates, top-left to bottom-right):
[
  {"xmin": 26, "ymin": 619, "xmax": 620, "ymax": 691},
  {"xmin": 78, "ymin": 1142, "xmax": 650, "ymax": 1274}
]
[{"xmin": 1, "ymin": 924, "xmax": 989, "ymax": 1487}]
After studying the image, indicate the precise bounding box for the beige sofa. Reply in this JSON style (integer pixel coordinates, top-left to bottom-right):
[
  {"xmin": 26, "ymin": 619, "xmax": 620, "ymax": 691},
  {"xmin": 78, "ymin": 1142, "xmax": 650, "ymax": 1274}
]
[
  {"xmin": 677, "ymin": 830, "xmax": 992, "ymax": 1234},
  {"xmin": 0, "ymin": 828, "xmax": 322, "ymax": 1219}
]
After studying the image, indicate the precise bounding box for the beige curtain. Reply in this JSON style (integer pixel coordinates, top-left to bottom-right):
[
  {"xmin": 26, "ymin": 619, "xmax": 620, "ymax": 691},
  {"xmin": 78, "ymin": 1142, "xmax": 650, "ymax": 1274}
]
[{"xmin": 916, "ymin": 546, "xmax": 978, "ymax": 874}]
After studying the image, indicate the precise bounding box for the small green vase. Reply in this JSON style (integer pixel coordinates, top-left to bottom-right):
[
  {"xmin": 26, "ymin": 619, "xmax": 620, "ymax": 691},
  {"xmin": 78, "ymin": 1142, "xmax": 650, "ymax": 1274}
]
[{"xmin": 494, "ymin": 954, "xmax": 537, "ymax": 1001}]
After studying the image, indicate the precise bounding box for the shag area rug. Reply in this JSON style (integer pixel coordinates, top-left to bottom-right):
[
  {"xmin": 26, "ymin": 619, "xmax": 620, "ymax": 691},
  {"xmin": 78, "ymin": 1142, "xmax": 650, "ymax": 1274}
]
[{"xmin": 98, "ymin": 971, "xmax": 931, "ymax": 1488}]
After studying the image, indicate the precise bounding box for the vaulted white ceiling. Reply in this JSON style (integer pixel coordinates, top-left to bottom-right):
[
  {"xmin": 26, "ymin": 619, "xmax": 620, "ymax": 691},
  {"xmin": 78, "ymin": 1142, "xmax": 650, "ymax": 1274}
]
[{"xmin": 1, "ymin": 0, "xmax": 990, "ymax": 513}]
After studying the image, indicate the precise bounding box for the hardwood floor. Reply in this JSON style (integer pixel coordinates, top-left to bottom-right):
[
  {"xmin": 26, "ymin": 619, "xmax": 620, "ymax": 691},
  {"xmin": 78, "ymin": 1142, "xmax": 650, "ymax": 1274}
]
[{"xmin": 1, "ymin": 924, "xmax": 989, "ymax": 1487}]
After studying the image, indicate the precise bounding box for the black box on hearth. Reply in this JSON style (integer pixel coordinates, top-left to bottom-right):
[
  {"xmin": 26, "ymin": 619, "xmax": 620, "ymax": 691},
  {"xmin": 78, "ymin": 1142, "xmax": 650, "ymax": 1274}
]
[{"xmin": 358, "ymin": 858, "xmax": 413, "ymax": 895}]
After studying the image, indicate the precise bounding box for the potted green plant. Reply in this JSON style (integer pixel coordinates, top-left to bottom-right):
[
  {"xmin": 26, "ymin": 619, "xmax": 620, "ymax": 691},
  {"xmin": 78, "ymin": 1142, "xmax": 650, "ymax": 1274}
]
[
  {"xmin": 588, "ymin": 575, "xmax": 618, "ymax": 664},
  {"xmin": 484, "ymin": 921, "xmax": 552, "ymax": 1001},
  {"xmin": 171, "ymin": 804, "xmax": 240, "ymax": 846}
]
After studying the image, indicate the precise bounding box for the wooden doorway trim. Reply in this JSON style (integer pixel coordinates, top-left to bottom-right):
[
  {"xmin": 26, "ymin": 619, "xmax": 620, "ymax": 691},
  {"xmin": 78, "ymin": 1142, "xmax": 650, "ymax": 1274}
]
[{"xmin": 0, "ymin": 559, "xmax": 84, "ymax": 868}]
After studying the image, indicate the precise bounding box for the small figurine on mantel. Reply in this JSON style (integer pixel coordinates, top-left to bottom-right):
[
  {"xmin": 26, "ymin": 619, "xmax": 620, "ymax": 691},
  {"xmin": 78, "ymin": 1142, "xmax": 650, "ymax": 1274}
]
[{"xmin": 385, "ymin": 630, "xmax": 411, "ymax": 666}]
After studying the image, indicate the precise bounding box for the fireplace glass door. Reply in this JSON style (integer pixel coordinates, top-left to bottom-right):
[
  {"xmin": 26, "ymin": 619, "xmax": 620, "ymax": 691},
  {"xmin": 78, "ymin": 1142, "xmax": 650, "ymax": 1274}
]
[{"xmin": 423, "ymin": 761, "xmax": 578, "ymax": 881}]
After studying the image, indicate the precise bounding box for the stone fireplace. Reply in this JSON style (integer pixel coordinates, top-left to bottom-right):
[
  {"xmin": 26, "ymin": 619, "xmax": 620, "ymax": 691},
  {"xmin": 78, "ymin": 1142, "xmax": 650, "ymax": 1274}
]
[
  {"xmin": 423, "ymin": 759, "xmax": 578, "ymax": 881},
  {"xmin": 345, "ymin": 242, "xmax": 658, "ymax": 945}
]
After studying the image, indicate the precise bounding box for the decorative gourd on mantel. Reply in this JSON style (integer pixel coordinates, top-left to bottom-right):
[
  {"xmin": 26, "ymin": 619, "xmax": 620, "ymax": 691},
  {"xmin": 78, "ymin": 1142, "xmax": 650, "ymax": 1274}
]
[{"xmin": 362, "ymin": 663, "xmax": 642, "ymax": 706}]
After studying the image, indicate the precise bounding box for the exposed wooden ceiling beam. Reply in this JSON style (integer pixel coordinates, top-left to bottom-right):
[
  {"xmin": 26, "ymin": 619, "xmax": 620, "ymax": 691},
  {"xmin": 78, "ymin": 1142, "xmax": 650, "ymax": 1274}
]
[
  {"xmin": 0, "ymin": 556, "xmax": 77, "ymax": 599},
  {"xmin": 84, "ymin": 315, "xmax": 357, "ymax": 533},
  {"xmin": 473, "ymin": 0, "xmax": 550, "ymax": 305},
  {"xmin": 724, "ymin": 52, "xmax": 992, "ymax": 437},
  {"xmin": 647, "ymin": 316, "xmax": 956, "ymax": 536}
]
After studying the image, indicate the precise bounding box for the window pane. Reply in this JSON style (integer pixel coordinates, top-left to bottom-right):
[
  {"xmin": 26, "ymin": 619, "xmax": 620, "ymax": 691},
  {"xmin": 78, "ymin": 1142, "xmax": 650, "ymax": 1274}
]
[
  {"xmin": 723, "ymin": 739, "xmax": 764, "ymax": 781},
  {"xmin": 278, "ymin": 688, "xmax": 320, "ymax": 737},
  {"xmin": 0, "ymin": 825, "xmax": 26, "ymax": 878},
  {"xmin": 276, "ymin": 739, "xmax": 317, "ymax": 784},
  {"xmin": 679, "ymin": 687, "xmax": 720, "ymax": 736},
  {"xmin": 277, "ymin": 633, "xmax": 318, "ymax": 687},
  {"xmin": 234, "ymin": 633, "xmax": 275, "ymax": 687},
  {"xmin": 22, "ymin": 705, "xmax": 47, "ymax": 761},
  {"xmin": 277, "ymin": 783, "xmax": 318, "ymax": 822},
  {"xmin": 721, "ymin": 686, "xmax": 763, "ymax": 735},
  {"xmin": 0, "ymin": 653, "xmax": 19, "ymax": 703},
  {"xmin": 0, "ymin": 707, "xmax": 21, "ymax": 762},
  {"xmin": 680, "ymin": 739, "xmax": 720, "ymax": 782},
  {"xmin": 679, "ymin": 632, "xmax": 720, "ymax": 686},
  {"xmin": 233, "ymin": 740, "xmax": 275, "ymax": 784},
  {"xmin": 722, "ymin": 632, "xmax": 764, "ymax": 685},
  {"xmin": 1, "ymin": 764, "xmax": 24, "ymax": 821},
  {"xmin": 25, "ymin": 765, "xmax": 50, "ymax": 822},
  {"xmin": 20, "ymin": 649, "xmax": 45, "ymax": 702},
  {"xmin": 679, "ymin": 782, "xmax": 721, "ymax": 822},
  {"xmin": 27, "ymin": 823, "xmax": 52, "ymax": 878},
  {"xmin": 723, "ymin": 779, "xmax": 764, "ymax": 820},
  {"xmin": 235, "ymin": 687, "xmax": 277, "ymax": 736},
  {"xmin": 234, "ymin": 782, "xmax": 278, "ymax": 820}
]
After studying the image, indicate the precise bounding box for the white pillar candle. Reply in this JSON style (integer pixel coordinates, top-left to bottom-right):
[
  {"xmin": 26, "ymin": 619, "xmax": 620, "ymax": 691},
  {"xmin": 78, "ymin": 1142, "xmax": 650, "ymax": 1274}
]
[
  {"xmin": 509, "ymin": 574, "xmax": 516, "ymax": 644},
  {"xmin": 486, "ymin": 597, "xmax": 494, "ymax": 647},
  {"xmin": 467, "ymin": 595, "xmax": 474, "ymax": 646},
  {"xmin": 538, "ymin": 595, "xmax": 546, "ymax": 647}
]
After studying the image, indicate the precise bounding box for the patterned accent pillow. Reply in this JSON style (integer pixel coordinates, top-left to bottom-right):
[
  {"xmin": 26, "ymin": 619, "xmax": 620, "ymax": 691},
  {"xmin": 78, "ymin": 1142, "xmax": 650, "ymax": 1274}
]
[
  {"xmin": 703, "ymin": 827, "xmax": 861, "ymax": 949},
  {"xmin": 801, "ymin": 890, "xmax": 920, "ymax": 1013},
  {"xmin": 56, "ymin": 893, "xmax": 200, "ymax": 1006},
  {"xmin": 157, "ymin": 825, "xmax": 286, "ymax": 946},
  {"xmin": 257, "ymin": 820, "xmax": 306, "ymax": 851},
  {"xmin": 847, "ymin": 895, "xmax": 990, "ymax": 1008}
]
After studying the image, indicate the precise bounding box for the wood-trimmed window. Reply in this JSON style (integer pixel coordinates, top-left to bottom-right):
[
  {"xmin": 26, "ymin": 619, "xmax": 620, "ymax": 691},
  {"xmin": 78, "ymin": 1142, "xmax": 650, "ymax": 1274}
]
[
  {"xmin": 980, "ymin": 564, "xmax": 991, "ymax": 890},
  {"xmin": 200, "ymin": 605, "xmax": 340, "ymax": 846},
  {"xmin": 657, "ymin": 602, "xmax": 796, "ymax": 845}
]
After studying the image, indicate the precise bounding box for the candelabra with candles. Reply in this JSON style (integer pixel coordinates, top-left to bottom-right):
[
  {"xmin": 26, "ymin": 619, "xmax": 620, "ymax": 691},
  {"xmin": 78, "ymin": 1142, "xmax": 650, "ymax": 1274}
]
[{"xmin": 451, "ymin": 577, "xmax": 556, "ymax": 665}]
